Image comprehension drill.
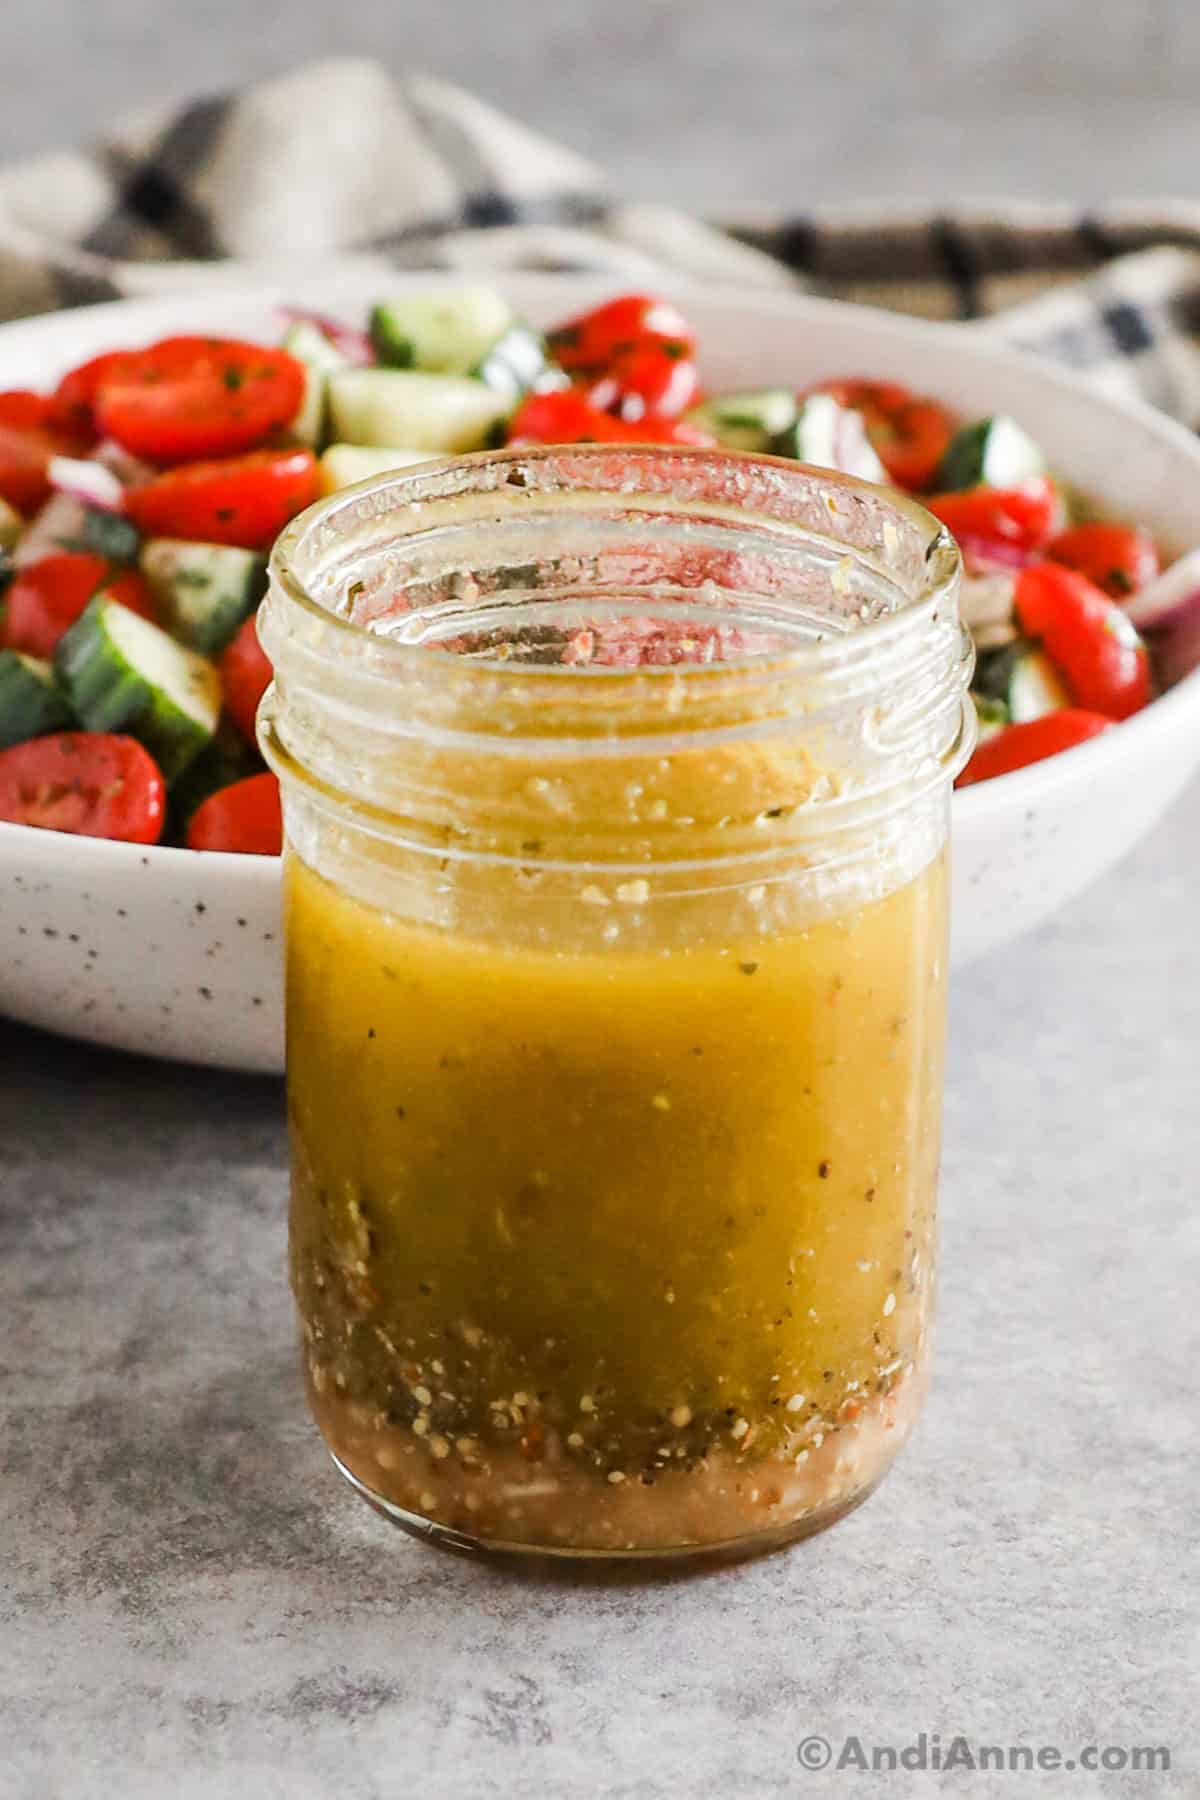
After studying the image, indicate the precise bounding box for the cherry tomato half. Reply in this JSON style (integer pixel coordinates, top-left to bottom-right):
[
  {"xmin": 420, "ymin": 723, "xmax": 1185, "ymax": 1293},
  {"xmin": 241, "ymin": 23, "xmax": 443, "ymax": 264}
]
[
  {"xmin": 93, "ymin": 336, "xmax": 306, "ymax": 463},
  {"xmin": 124, "ymin": 448, "xmax": 320, "ymax": 551},
  {"xmin": 584, "ymin": 341, "xmax": 702, "ymax": 422},
  {"xmin": 546, "ymin": 294, "xmax": 697, "ymax": 375},
  {"xmin": 51, "ymin": 352, "xmax": 131, "ymax": 438},
  {"xmin": 186, "ymin": 770, "xmax": 282, "ymax": 855},
  {"xmin": 956, "ymin": 710, "xmax": 1114, "ymax": 787},
  {"xmin": 507, "ymin": 390, "xmax": 714, "ymax": 448},
  {"xmin": 1047, "ymin": 521, "xmax": 1160, "ymax": 598},
  {"xmin": 0, "ymin": 390, "xmax": 93, "ymax": 516},
  {"xmin": 220, "ymin": 614, "xmax": 274, "ymax": 744},
  {"xmin": 926, "ymin": 477, "xmax": 1064, "ymax": 554},
  {"xmin": 0, "ymin": 731, "xmax": 165, "ymax": 841},
  {"xmin": 809, "ymin": 379, "xmax": 957, "ymax": 491},
  {"xmin": 1015, "ymin": 563, "xmax": 1152, "ymax": 720},
  {"xmin": 1, "ymin": 552, "xmax": 154, "ymax": 659}
]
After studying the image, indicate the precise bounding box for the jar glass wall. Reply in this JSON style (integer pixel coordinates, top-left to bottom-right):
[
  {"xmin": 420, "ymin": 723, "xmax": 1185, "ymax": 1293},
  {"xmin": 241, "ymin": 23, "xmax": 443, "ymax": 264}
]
[{"xmin": 260, "ymin": 446, "xmax": 973, "ymax": 1565}]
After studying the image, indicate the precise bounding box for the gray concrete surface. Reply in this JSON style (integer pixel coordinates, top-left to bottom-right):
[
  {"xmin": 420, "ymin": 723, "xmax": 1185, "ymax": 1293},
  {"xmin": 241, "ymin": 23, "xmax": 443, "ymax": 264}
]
[
  {"xmin": 5, "ymin": 0, "xmax": 1200, "ymax": 212},
  {"xmin": 3, "ymin": 772, "xmax": 1197, "ymax": 1797}
]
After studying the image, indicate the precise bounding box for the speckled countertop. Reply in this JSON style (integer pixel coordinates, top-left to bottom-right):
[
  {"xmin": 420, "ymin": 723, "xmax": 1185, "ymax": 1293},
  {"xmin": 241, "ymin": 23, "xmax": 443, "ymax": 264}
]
[{"xmin": 3, "ymin": 777, "xmax": 1197, "ymax": 1799}]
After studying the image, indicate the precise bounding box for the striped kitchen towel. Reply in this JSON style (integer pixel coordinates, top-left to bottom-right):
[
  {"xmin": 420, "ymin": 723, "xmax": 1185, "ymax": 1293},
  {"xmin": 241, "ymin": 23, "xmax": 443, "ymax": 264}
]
[{"xmin": 3, "ymin": 57, "xmax": 1200, "ymax": 425}]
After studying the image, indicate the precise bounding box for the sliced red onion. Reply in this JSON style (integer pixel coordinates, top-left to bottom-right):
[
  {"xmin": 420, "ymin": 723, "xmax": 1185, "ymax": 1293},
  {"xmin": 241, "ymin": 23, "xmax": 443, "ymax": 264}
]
[
  {"xmin": 48, "ymin": 455, "xmax": 125, "ymax": 512},
  {"xmin": 276, "ymin": 307, "xmax": 374, "ymax": 366},
  {"xmin": 13, "ymin": 493, "xmax": 90, "ymax": 566},
  {"xmin": 957, "ymin": 534, "xmax": 1034, "ymax": 576},
  {"xmin": 1121, "ymin": 546, "xmax": 1200, "ymax": 630},
  {"xmin": 1156, "ymin": 601, "xmax": 1200, "ymax": 690},
  {"xmin": 94, "ymin": 439, "xmax": 157, "ymax": 488},
  {"xmin": 960, "ymin": 571, "xmax": 1017, "ymax": 633}
]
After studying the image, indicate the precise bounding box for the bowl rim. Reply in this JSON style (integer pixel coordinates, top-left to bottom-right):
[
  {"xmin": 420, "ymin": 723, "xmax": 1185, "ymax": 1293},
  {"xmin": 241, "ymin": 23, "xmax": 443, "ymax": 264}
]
[{"xmin": 1, "ymin": 268, "xmax": 1198, "ymax": 867}]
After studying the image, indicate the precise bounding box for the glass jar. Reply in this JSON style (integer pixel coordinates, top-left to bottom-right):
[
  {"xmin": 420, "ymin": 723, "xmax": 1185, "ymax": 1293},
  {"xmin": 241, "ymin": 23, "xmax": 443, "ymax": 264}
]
[{"xmin": 260, "ymin": 445, "xmax": 973, "ymax": 1567}]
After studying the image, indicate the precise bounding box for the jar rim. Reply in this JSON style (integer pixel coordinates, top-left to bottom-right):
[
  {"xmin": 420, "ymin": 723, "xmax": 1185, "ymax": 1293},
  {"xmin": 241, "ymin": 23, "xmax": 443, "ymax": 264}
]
[
  {"xmin": 262, "ymin": 446, "xmax": 974, "ymax": 870},
  {"xmin": 269, "ymin": 444, "xmax": 962, "ymax": 694}
]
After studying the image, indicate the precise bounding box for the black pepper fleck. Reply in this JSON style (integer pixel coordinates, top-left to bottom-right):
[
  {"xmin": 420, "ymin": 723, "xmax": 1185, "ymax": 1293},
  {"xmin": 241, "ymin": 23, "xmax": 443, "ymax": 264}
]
[{"xmin": 818, "ymin": 1160, "xmax": 832, "ymax": 1179}]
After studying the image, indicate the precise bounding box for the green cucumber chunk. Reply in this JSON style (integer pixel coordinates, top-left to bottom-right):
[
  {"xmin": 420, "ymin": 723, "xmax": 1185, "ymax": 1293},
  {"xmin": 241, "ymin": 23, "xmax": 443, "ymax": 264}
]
[
  {"xmin": 55, "ymin": 596, "xmax": 220, "ymax": 781},
  {"xmin": 0, "ymin": 651, "xmax": 74, "ymax": 748},
  {"xmin": 282, "ymin": 321, "xmax": 351, "ymax": 447},
  {"xmin": 971, "ymin": 692, "xmax": 1010, "ymax": 742},
  {"xmin": 318, "ymin": 443, "xmax": 439, "ymax": 494},
  {"xmin": 471, "ymin": 323, "xmax": 555, "ymax": 398},
  {"xmin": 370, "ymin": 287, "xmax": 516, "ymax": 374},
  {"xmin": 140, "ymin": 539, "xmax": 266, "ymax": 655},
  {"xmin": 974, "ymin": 640, "xmax": 1070, "ymax": 723},
  {"xmin": 938, "ymin": 416, "xmax": 1045, "ymax": 491},
  {"xmin": 687, "ymin": 389, "xmax": 798, "ymax": 453},
  {"xmin": 66, "ymin": 507, "xmax": 141, "ymax": 564},
  {"xmin": 328, "ymin": 369, "xmax": 511, "ymax": 454}
]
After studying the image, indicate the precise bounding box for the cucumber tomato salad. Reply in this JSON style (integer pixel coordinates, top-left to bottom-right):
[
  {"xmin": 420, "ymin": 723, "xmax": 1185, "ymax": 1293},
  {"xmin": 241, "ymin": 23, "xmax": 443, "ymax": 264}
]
[{"xmin": 0, "ymin": 286, "xmax": 1195, "ymax": 850}]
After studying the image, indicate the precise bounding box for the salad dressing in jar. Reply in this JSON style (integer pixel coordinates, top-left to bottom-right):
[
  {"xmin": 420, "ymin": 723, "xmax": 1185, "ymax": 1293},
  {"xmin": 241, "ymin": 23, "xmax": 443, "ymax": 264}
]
[{"xmin": 260, "ymin": 446, "xmax": 973, "ymax": 1565}]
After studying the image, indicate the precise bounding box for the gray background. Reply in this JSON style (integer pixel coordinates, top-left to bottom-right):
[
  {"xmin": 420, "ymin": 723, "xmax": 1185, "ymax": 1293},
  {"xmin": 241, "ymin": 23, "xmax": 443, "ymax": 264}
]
[
  {"xmin": 4, "ymin": 6, "xmax": 1199, "ymax": 1797},
  {"xmin": 6, "ymin": 0, "xmax": 1200, "ymax": 210}
]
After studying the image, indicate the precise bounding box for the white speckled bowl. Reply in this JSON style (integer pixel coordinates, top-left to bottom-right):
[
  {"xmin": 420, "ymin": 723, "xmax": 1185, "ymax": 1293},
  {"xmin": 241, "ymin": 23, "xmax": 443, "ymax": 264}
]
[{"xmin": 3, "ymin": 273, "xmax": 1199, "ymax": 1071}]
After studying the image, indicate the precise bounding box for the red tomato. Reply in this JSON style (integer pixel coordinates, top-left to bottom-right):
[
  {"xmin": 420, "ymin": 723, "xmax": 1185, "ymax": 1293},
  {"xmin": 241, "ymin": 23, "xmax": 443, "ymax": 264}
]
[
  {"xmin": 124, "ymin": 448, "xmax": 320, "ymax": 551},
  {"xmin": 2, "ymin": 552, "xmax": 110, "ymax": 658},
  {"xmin": 507, "ymin": 390, "xmax": 714, "ymax": 448},
  {"xmin": 100, "ymin": 567, "xmax": 159, "ymax": 625},
  {"xmin": 0, "ymin": 390, "xmax": 91, "ymax": 516},
  {"xmin": 0, "ymin": 731, "xmax": 165, "ymax": 841},
  {"xmin": 956, "ymin": 710, "xmax": 1114, "ymax": 787},
  {"xmin": 809, "ymin": 379, "xmax": 957, "ymax": 490},
  {"xmin": 1047, "ymin": 521, "xmax": 1160, "ymax": 598},
  {"xmin": 1016, "ymin": 563, "xmax": 1152, "ymax": 720},
  {"xmin": 0, "ymin": 391, "xmax": 57, "ymax": 432},
  {"xmin": 51, "ymin": 351, "xmax": 130, "ymax": 437},
  {"xmin": 926, "ymin": 477, "xmax": 1063, "ymax": 553},
  {"xmin": 93, "ymin": 337, "xmax": 306, "ymax": 462},
  {"xmin": 546, "ymin": 294, "xmax": 697, "ymax": 375},
  {"xmin": 584, "ymin": 342, "xmax": 702, "ymax": 422},
  {"xmin": 2, "ymin": 553, "xmax": 157, "ymax": 658},
  {"xmin": 220, "ymin": 614, "xmax": 273, "ymax": 743},
  {"xmin": 187, "ymin": 771, "xmax": 282, "ymax": 854}
]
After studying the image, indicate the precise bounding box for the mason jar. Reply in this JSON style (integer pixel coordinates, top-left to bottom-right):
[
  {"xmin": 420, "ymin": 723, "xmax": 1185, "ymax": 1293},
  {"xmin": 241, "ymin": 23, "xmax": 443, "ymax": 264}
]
[{"xmin": 259, "ymin": 445, "xmax": 973, "ymax": 1566}]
